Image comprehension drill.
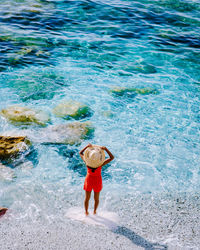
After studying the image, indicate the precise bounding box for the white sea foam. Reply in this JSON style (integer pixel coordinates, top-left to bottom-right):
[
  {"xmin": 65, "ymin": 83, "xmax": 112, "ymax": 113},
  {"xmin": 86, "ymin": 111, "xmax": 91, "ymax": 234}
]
[{"xmin": 65, "ymin": 207, "xmax": 119, "ymax": 230}]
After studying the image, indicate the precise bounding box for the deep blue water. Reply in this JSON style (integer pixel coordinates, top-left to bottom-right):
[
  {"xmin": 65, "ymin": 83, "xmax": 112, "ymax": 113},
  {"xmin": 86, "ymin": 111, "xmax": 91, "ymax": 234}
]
[{"xmin": 0, "ymin": 0, "xmax": 200, "ymax": 248}]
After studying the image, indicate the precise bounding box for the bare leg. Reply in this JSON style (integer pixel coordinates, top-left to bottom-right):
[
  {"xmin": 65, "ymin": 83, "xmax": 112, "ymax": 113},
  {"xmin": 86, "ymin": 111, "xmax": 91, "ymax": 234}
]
[
  {"xmin": 84, "ymin": 191, "xmax": 91, "ymax": 215},
  {"xmin": 94, "ymin": 192, "xmax": 100, "ymax": 214}
]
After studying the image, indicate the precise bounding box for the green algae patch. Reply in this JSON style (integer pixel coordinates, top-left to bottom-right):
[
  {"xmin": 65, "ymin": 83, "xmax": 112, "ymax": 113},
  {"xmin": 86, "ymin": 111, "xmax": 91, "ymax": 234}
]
[
  {"xmin": 0, "ymin": 106, "xmax": 50, "ymax": 126},
  {"xmin": 53, "ymin": 101, "xmax": 93, "ymax": 120}
]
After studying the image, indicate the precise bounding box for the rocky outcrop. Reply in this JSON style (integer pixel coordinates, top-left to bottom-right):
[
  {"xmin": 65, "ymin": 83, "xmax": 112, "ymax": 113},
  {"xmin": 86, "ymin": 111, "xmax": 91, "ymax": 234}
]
[
  {"xmin": 0, "ymin": 106, "xmax": 50, "ymax": 126},
  {"xmin": 53, "ymin": 101, "xmax": 92, "ymax": 120},
  {"xmin": 40, "ymin": 121, "xmax": 94, "ymax": 145},
  {"xmin": 0, "ymin": 136, "xmax": 31, "ymax": 160}
]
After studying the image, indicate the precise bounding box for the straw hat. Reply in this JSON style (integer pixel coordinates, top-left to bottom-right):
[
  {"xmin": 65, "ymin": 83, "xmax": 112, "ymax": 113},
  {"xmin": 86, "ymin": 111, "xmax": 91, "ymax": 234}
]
[{"xmin": 83, "ymin": 145, "xmax": 105, "ymax": 168}]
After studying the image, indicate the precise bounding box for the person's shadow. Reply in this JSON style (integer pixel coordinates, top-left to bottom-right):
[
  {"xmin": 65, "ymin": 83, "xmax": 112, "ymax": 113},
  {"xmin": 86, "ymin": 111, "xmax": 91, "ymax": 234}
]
[
  {"xmin": 89, "ymin": 215, "xmax": 168, "ymax": 250},
  {"xmin": 114, "ymin": 226, "xmax": 167, "ymax": 250}
]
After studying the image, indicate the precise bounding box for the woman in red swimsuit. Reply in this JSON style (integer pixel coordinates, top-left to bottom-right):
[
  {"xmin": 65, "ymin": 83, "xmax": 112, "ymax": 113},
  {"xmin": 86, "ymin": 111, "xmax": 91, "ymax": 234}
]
[{"xmin": 79, "ymin": 143, "xmax": 114, "ymax": 215}]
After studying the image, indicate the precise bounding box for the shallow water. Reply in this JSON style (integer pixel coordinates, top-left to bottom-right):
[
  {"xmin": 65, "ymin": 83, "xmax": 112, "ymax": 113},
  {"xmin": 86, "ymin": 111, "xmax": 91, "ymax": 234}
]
[{"xmin": 0, "ymin": 0, "xmax": 200, "ymax": 249}]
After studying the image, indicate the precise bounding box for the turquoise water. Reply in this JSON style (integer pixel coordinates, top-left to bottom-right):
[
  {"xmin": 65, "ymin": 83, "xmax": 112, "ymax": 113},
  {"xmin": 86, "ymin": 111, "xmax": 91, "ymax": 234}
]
[{"xmin": 0, "ymin": 0, "xmax": 200, "ymax": 248}]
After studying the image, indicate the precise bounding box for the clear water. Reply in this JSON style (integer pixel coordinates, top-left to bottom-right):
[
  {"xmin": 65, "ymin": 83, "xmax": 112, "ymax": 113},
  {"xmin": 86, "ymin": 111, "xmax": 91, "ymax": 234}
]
[{"xmin": 0, "ymin": 0, "xmax": 200, "ymax": 249}]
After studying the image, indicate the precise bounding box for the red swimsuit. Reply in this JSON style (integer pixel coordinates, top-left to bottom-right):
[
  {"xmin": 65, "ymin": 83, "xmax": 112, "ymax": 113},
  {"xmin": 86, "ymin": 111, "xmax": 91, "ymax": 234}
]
[{"xmin": 83, "ymin": 166, "xmax": 103, "ymax": 192}]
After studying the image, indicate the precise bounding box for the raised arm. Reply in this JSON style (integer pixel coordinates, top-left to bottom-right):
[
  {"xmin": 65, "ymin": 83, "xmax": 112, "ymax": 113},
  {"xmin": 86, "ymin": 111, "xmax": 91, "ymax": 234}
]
[
  {"xmin": 101, "ymin": 146, "xmax": 114, "ymax": 166},
  {"xmin": 79, "ymin": 143, "xmax": 92, "ymax": 161}
]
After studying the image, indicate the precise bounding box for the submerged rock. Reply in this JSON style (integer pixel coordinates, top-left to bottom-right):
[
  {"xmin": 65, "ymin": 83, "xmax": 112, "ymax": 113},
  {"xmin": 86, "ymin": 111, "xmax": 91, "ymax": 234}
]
[
  {"xmin": 7, "ymin": 46, "xmax": 51, "ymax": 67},
  {"xmin": 0, "ymin": 106, "xmax": 50, "ymax": 126},
  {"xmin": 15, "ymin": 46, "xmax": 50, "ymax": 57},
  {"xmin": 0, "ymin": 136, "xmax": 31, "ymax": 160},
  {"xmin": 110, "ymin": 87, "xmax": 159, "ymax": 98},
  {"xmin": 101, "ymin": 111, "xmax": 114, "ymax": 118},
  {"xmin": 1, "ymin": 35, "xmax": 53, "ymax": 71},
  {"xmin": 41, "ymin": 121, "xmax": 94, "ymax": 145},
  {"xmin": 5, "ymin": 69, "xmax": 66, "ymax": 101},
  {"xmin": 17, "ymin": 46, "xmax": 34, "ymax": 56},
  {"xmin": 123, "ymin": 61, "xmax": 157, "ymax": 74},
  {"xmin": 0, "ymin": 163, "xmax": 15, "ymax": 181},
  {"xmin": 53, "ymin": 101, "xmax": 92, "ymax": 120}
]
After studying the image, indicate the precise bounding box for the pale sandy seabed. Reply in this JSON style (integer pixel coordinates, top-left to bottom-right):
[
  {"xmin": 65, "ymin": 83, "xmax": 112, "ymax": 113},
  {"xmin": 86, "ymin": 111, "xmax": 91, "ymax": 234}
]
[{"xmin": 0, "ymin": 192, "xmax": 199, "ymax": 250}]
